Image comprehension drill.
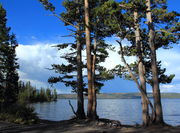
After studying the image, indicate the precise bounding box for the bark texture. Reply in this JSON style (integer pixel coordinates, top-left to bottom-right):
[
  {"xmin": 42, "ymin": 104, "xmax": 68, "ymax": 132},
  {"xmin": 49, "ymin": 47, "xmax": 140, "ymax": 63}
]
[
  {"xmin": 134, "ymin": 11, "xmax": 149, "ymax": 126},
  {"xmin": 76, "ymin": 24, "xmax": 86, "ymax": 119},
  {"xmin": 84, "ymin": 0, "xmax": 93, "ymax": 119},
  {"xmin": 146, "ymin": 0, "xmax": 164, "ymax": 124},
  {"xmin": 92, "ymin": 38, "xmax": 98, "ymax": 119},
  {"xmin": 117, "ymin": 40, "xmax": 155, "ymax": 122}
]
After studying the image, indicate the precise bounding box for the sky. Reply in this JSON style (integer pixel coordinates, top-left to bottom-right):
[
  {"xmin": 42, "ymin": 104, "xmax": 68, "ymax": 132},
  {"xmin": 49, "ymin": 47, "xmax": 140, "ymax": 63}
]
[{"xmin": 0, "ymin": 0, "xmax": 180, "ymax": 94}]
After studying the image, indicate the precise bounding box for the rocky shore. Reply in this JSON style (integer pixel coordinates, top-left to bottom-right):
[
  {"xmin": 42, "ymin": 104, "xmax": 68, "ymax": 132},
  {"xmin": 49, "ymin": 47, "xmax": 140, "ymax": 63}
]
[{"xmin": 0, "ymin": 119, "xmax": 180, "ymax": 133}]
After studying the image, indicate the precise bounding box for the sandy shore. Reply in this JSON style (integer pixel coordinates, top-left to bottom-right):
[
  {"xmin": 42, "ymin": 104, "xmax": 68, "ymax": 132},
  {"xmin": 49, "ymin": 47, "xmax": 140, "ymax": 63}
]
[{"xmin": 0, "ymin": 119, "xmax": 180, "ymax": 133}]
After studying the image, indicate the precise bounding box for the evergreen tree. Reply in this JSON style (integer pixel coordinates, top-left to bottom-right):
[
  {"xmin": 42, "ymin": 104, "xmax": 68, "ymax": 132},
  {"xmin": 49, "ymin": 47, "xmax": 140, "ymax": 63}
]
[
  {"xmin": 39, "ymin": 0, "xmax": 86, "ymax": 119},
  {"xmin": 88, "ymin": 0, "xmax": 115, "ymax": 119},
  {"xmin": 96, "ymin": 0, "xmax": 179, "ymax": 125},
  {"xmin": 46, "ymin": 88, "xmax": 52, "ymax": 101},
  {"xmin": 0, "ymin": 4, "xmax": 19, "ymax": 108},
  {"xmin": 39, "ymin": 0, "xmax": 114, "ymax": 119},
  {"xmin": 145, "ymin": 0, "xmax": 179, "ymax": 124},
  {"xmin": 53, "ymin": 89, "xmax": 58, "ymax": 101},
  {"xmin": 84, "ymin": 0, "xmax": 94, "ymax": 119},
  {"xmin": 18, "ymin": 81, "xmax": 57, "ymax": 103}
]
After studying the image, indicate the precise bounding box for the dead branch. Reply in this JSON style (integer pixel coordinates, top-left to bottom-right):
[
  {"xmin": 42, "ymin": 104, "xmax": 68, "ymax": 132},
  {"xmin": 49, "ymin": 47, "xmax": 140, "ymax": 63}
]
[
  {"xmin": 119, "ymin": 4, "xmax": 132, "ymax": 9},
  {"xmin": 61, "ymin": 33, "xmax": 76, "ymax": 37},
  {"xmin": 156, "ymin": 30, "xmax": 180, "ymax": 36},
  {"xmin": 68, "ymin": 100, "xmax": 77, "ymax": 116},
  {"xmin": 116, "ymin": 40, "xmax": 155, "ymax": 122},
  {"xmin": 49, "ymin": 13, "xmax": 78, "ymax": 29}
]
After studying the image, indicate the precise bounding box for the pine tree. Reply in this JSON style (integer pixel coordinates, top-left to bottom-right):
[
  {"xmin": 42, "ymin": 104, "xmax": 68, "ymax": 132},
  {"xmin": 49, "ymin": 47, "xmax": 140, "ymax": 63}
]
[
  {"xmin": 89, "ymin": 0, "xmax": 115, "ymax": 119},
  {"xmin": 96, "ymin": 0, "xmax": 179, "ymax": 125},
  {"xmin": 46, "ymin": 88, "xmax": 51, "ymax": 101},
  {"xmin": 53, "ymin": 89, "xmax": 58, "ymax": 101},
  {"xmin": 84, "ymin": 0, "xmax": 94, "ymax": 119},
  {"xmin": 39, "ymin": 0, "xmax": 114, "ymax": 119},
  {"xmin": 38, "ymin": 0, "xmax": 87, "ymax": 119},
  {"xmin": 0, "ymin": 4, "xmax": 19, "ymax": 109},
  {"xmin": 145, "ymin": 0, "xmax": 179, "ymax": 124}
]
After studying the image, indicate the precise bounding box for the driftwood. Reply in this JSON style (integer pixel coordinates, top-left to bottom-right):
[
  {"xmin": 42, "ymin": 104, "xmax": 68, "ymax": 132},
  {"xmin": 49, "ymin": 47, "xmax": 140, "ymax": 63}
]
[{"xmin": 96, "ymin": 118, "xmax": 121, "ymax": 128}]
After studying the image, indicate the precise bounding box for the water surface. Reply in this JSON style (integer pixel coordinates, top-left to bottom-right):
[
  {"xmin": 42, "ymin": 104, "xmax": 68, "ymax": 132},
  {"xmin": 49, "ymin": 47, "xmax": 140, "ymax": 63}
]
[{"xmin": 32, "ymin": 99, "xmax": 180, "ymax": 126}]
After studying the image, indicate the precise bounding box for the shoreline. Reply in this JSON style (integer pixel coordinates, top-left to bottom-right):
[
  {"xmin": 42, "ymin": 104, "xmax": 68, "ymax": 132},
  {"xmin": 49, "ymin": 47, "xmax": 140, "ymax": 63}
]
[
  {"xmin": 58, "ymin": 93, "xmax": 180, "ymax": 99},
  {"xmin": 0, "ymin": 118, "xmax": 180, "ymax": 133}
]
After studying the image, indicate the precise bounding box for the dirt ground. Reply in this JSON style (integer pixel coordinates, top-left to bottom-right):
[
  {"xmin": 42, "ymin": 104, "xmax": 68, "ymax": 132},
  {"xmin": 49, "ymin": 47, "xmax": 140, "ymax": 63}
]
[{"xmin": 0, "ymin": 119, "xmax": 180, "ymax": 133}]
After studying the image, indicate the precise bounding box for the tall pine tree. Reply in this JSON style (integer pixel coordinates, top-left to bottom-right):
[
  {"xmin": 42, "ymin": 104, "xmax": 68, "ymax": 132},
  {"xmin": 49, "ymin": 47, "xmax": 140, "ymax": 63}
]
[
  {"xmin": 145, "ymin": 0, "xmax": 179, "ymax": 124},
  {"xmin": 0, "ymin": 4, "xmax": 19, "ymax": 109},
  {"xmin": 96, "ymin": 0, "xmax": 179, "ymax": 125},
  {"xmin": 38, "ymin": 0, "xmax": 86, "ymax": 119}
]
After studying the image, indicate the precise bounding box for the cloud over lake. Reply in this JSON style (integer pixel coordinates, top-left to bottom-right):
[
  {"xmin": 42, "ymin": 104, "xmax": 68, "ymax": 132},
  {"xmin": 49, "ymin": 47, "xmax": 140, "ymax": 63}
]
[{"xmin": 16, "ymin": 43, "xmax": 180, "ymax": 93}]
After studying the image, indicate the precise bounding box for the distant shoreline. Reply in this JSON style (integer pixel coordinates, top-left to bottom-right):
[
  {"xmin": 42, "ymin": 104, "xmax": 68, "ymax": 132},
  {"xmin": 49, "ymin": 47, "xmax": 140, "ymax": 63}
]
[{"xmin": 57, "ymin": 93, "xmax": 180, "ymax": 99}]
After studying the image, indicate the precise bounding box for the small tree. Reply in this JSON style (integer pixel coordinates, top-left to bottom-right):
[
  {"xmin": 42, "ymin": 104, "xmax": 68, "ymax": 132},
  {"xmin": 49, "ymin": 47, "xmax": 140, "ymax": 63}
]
[
  {"xmin": 46, "ymin": 88, "xmax": 52, "ymax": 101},
  {"xmin": 53, "ymin": 89, "xmax": 58, "ymax": 101}
]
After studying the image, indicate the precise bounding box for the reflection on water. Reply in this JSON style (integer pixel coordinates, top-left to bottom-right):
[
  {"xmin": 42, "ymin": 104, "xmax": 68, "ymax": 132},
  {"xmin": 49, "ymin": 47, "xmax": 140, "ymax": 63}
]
[{"xmin": 32, "ymin": 99, "xmax": 180, "ymax": 126}]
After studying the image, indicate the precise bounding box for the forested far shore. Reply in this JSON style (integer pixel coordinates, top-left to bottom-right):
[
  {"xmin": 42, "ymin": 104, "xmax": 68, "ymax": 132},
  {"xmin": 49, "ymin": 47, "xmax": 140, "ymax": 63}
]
[
  {"xmin": 18, "ymin": 81, "xmax": 58, "ymax": 103},
  {"xmin": 58, "ymin": 93, "xmax": 180, "ymax": 99}
]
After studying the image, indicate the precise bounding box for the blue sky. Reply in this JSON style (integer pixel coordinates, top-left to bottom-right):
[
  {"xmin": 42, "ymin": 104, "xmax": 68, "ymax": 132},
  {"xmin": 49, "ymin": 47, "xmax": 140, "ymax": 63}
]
[{"xmin": 1, "ymin": 0, "xmax": 180, "ymax": 93}]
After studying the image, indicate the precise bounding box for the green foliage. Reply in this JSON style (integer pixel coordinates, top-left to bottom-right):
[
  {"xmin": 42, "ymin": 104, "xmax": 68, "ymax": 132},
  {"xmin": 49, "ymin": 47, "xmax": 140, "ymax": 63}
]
[
  {"xmin": 38, "ymin": 0, "xmax": 55, "ymax": 11},
  {"xmin": 18, "ymin": 81, "xmax": 57, "ymax": 103},
  {"xmin": 0, "ymin": 5, "xmax": 37, "ymax": 125},
  {"xmin": 93, "ymin": 0, "xmax": 121, "ymax": 33},
  {"xmin": 48, "ymin": 44, "xmax": 85, "ymax": 93},
  {"xmin": 48, "ymin": 0, "xmax": 115, "ymax": 94},
  {"xmin": 0, "ymin": 104, "xmax": 38, "ymax": 124},
  {"xmin": 0, "ymin": 4, "xmax": 19, "ymax": 107},
  {"xmin": 101, "ymin": 0, "xmax": 179, "ymax": 87}
]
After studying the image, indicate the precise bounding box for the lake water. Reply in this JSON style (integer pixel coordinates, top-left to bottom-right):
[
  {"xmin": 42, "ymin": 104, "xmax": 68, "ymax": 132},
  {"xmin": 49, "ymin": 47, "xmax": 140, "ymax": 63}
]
[{"xmin": 32, "ymin": 99, "xmax": 180, "ymax": 126}]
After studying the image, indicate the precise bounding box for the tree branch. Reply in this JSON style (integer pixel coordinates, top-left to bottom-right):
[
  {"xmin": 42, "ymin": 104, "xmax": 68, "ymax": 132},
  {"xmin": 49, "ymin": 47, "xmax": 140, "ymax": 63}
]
[
  {"xmin": 61, "ymin": 33, "xmax": 76, "ymax": 37},
  {"xmin": 69, "ymin": 100, "xmax": 77, "ymax": 116},
  {"xmin": 119, "ymin": 4, "xmax": 132, "ymax": 9},
  {"xmin": 116, "ymin": 40, "xmax": 155, "ymax": 122},
  {"xmin": 49, "ymin": 13, "xmax": 78, "ymax": 29},
  {"xmin": 156, "ymin": 30, "xmax": 180, "ymax": 36}
]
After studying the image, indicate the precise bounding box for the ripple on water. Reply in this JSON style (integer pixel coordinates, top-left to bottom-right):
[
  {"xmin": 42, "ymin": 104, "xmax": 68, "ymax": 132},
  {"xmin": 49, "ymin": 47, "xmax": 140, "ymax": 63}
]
[{"xmin": 32, "ymin": 99, "xmax": 180, "ymax": 126}]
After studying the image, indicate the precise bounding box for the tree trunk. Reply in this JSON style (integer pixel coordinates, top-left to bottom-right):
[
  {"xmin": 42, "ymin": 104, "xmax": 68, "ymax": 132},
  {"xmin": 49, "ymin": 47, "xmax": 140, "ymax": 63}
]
[
  {"xmin": 146, "ymin": 0, "xmax": 164, "ymax": 124},
  {"xmin": 76, "ymin": 23, "xmax": 86, "ymax": 119},
  {"xmin": 117, "ymin": 40, "xmax": 155, "ymax": 123},
  {"xmin": 134, "ymin": 11, "xmax": 149, "ymax": 126},
  {"xmin": 92, "ymin": 38, "xmax": 98, "ymax": 120},
  {"xmin": 84, "ymin": 0, "xmax": 93, "ymax": 119}
]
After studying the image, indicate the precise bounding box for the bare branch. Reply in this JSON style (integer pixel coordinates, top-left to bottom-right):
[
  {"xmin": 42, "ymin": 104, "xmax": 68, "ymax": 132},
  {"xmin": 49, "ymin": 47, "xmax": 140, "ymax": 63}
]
[
  {"xmin": 67, "ymin": 28, "xmax": 76, "ymax": 33},
  {"xmin": 117, "ymin": 40, "xmax": 140, "ymax": 87},
  {"xmin": 69, "ymin": 100, "xmax": 77, "ymax": 116},
  {"xmin": 49, "ymin": 13, "xmax": 78, "ymax": 29},
  {"xmin": 156, "ymin": 30, "xmax": 180, "ymax": 36},
  {"xmin": 116, "ymin": 40, "xmax": 155, "ymax": 122},
  {"xmin": 61, "ymin": 33, "xmax": 76, "ymax": 37},
  {"xmin": 119, "ymin": 4, "xmax": 132, "ymax": 9}
]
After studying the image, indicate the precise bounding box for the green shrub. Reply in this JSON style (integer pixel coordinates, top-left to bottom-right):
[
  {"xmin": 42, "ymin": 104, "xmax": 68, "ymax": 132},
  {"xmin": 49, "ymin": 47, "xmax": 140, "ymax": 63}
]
[{"xmin": 0, "ymin": 104, "xmax": 38, "ymax": 124}]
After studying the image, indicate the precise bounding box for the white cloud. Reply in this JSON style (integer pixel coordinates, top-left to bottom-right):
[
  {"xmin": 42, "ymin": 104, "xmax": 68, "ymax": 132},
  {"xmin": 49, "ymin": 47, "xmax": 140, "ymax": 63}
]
[
  {"xmin": 100, "ymin": 44, "xmax": 136, "ymax": 70},
  {"xmin": 16, "ymin": 42, "xmax": 180, "ymax": 93},
  {"xmin": 148, "ymin": 47, "xmax": 180, "ymax": 93},
  {"xmin": 16, "ymin": 43, "xmax": 71, "ymax": 93},
  {"xmin": 157, "ymin": 48, "xmax": 180, "ymax": 81},
  {"xmin": 160, "ymin": 84, "xmax": 180, "ymax": 93}
]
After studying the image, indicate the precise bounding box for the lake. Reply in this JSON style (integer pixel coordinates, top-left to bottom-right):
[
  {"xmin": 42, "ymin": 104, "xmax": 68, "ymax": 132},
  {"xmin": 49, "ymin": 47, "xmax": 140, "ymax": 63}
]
[{"xmin": 32, "ymin": 99, "xmax": 180, "ymax": 126}]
